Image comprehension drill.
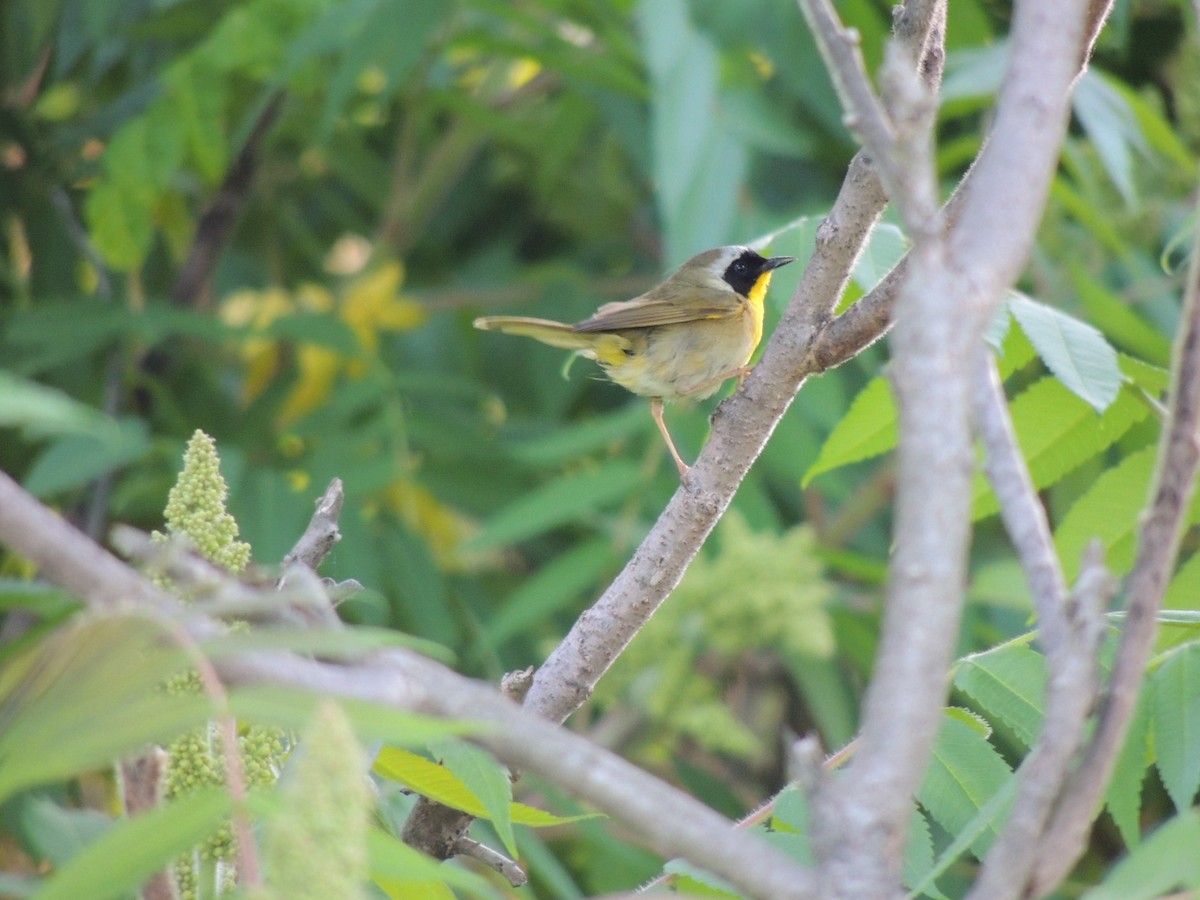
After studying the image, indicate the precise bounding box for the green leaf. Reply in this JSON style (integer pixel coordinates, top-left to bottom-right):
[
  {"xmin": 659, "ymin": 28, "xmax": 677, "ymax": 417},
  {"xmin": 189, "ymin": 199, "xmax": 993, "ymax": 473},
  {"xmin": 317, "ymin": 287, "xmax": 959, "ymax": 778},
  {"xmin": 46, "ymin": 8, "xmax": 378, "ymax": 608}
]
[
  {"xmin": 430, "ymin": 738, "xmax": 516, "ymax": 857},
  {"xmin": 0, "ymin": 615, "xmax": 211, "ymax": 802},
  {"xmin": 228, "ymin": 686, "xmax": 481, "ymax": 746},
  {"xmin": 1083, "ymin": 809, "xmax": 1200, "ymax": 900},
  {"xmin": 918, "ymin": 711, "xmax": 1013, "ymax": 858},
  {"xmin": 638, "ymin": 0, "xmax": 745, "ymax": 264},
  {"xmin": 34, "ymin": 789, "xmax": 231, "ymax": 900},
  {"xmin": 367, "ymin": 827, "xmax": 493, "ymax": 895},
  {"xmin": 939, "ymin": 41, "xmax": 1008, "ymax": 105},
  {"xmin": 20, "ymin": 799, "xmax": 113, "ymax": 866},
  {"xmin": 103, "ymin": 105, "xmax": 186, "ymax": 191},
  {"xmin": 501, "ymin": 403, "xmax": 649, "ymax": 467},
  {"xmin": 662, "ymin": 858, "xmax": 740, "ymax": 897},
  {"xmin": 373, "ymin": 746, "xmax": 497, "ymax": 817},
  {"xmin": 320, "ymin": 0, "xmax": 448, "ymax": 138},
  {"xmin": 903, "ymin": 809, "xmax": 948, "ymax": 900},
  {"xmin": 805, "ymin": 290, "xmax": 1114, "ymax": 494},
  {"xmin": 373, "ymin": 747, "xmax": 591, "ymax": 828},
  {"xmin": 0, "ymin": 373, "xmax": 126, "ymax": 445},
  {"xmin": 995, "ymin": 314, "xmax": 1040, "ymax": 377},
  {"xmin": 84, "ymin": 177, "xmax": 156, "ymax": 270},
  {"xmin": 910, "ymin": 776, "xmax": 1019, "ymax": 898},
  {"xmin": 1166, "ymin": 553, "xmax": 1200, "ymax": 612},
  {"xmin": 1071, "ymin": 264, "xmax": 1172, "ymax": 366},
  {"xmin": 1072, "ymin": 70, "xmax": 1149, "ymax": 206},
  {"xmin": 1054, "ymin": 445, "xmax": 1156, "ymax": 581},
  {"xmin": 23, "ymin": 419, "xmax": 152, "ymax": 498},
  {"xmin": 721, "ymin": 87, "xmax": 818, "ymax": 158},
  {"xmin": 1149, "ymin": 609, "xmax": 1200, "ymax": 655},
  {"xmin": 983, "ymin": 303, "xmax": 1012, "ymax": 353},
  {"xmin": 466, "ymin": 461, "xmax": 643, "ymax": 550},
  {"xmin": 264, "ymin": 312, "xmax": 363, "ymax": 355},
  {"xmin": 802, "ymin": 376, "xmax": 896, "ymax": 486},
  {"xmin": 1009, "ymin": 293, "xmax": 1122, "ymax": 413},
  {"xmin": 944, "ymin": 705, "xmax": 993, "ymax": 738},
  {"xmin": 770, "ymin": 784, "xmax": 809, "ymax": 834},
  {"xmin": 375, "ymin": 881, "xmax": 456, "ymax": 900},
  {"xmin": 954, "ymin": 645, "xmax": 1047, "ymax": 748},
  {"xmin": 852, "ymin": 224, "xmax": 908, "ymax": 292},
  {"xmin": 1120, "ymin": 353, "xmax": 1171, "ymax": 394},
  {"xmin": 163, "ymin": 60, "xmax": 227, "ymax": 184},
  {"xmin": 1105, "ymin": 684, "xmax": 1152, "ymax": 847},
  {"xmin": 971, "ymin": 376, "xmax": 1149, "ymax": 520},
  {"xmin": 504, "ymin": 803, "xmax": 601, "ymax": 828},
  {"xmin": 1152, "ymin": 643, "xmax": 1200, "ymax": 811},
  {"xmin": 0, "ymin": 584, "xmax": 78, "ymax": 667},
  {"xmin": 485, "ymin": 538, "xmax": 617, "ymax": 648},
  {"xmin": 1112, "ymin": 76, "xmax": 1196, "ymax": 171},
  {"xmin": 5, "ymin": 303, "xmax": 128, "ymax": 375},
  {"xmin": 202, "ymin": 625, "xmax": 453, "ymax": 665},
  {"xmin": 1149, "ymin": 610, "xmax": 1200, "ymax": 624}
]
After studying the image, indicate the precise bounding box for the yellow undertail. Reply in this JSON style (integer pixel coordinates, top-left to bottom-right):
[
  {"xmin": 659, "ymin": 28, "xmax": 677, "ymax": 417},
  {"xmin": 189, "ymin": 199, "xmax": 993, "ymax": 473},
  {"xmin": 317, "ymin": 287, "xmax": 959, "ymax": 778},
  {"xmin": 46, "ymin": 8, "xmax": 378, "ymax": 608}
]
[{"xmin": 473, "ymin": 316, "xmax": 631, "ymax": 367}]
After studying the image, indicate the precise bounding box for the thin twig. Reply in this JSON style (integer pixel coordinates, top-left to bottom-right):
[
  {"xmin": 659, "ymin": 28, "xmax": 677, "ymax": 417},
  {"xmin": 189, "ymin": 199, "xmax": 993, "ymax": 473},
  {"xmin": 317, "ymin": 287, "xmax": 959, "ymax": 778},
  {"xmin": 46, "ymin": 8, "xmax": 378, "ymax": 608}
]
[
  {"xmin": 454, "ymin": 837, "xmax": 528, "ymax": 887},
  {"xmin": 280, "ymin": 478, "xmax": 344, "ymax": 574},
  {"xmin": 118, "ymin": 749, "xmax": 175, "ymax": 900},
  {"xmin": 797, "ymin": 0, "xmax": 938, "ymax": 234},
  {"xmin": 796, "ymin": 0, "xmax": 897, "ymax": 173},
  {"xmin": 971, "ymin": 353, "xmax": 1072, "ymax": 653},
  {"xmin": 171, "ymin": 92, "xmax": 285, "ymax": 309},
  {"xmin": 965, "ymin": 351, "xmax": 1108, "ymax": 900}
]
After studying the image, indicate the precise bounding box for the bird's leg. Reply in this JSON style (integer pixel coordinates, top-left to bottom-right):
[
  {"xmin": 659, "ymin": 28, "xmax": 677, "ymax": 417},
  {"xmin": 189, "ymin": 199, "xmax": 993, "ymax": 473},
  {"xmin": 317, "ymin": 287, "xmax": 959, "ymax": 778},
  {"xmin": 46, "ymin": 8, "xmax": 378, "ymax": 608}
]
[{"xmin": 650, "ymin": 398, "xmax": 691, "ymax": 478}]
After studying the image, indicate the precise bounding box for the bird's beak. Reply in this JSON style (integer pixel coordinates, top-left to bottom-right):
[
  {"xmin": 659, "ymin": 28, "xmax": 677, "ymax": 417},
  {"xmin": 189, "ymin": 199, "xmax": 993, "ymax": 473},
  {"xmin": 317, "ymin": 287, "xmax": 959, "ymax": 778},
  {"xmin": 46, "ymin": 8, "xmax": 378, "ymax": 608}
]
[{"xmin": 764, "ymin": 256, "xmax": 796, "ymax": 271}]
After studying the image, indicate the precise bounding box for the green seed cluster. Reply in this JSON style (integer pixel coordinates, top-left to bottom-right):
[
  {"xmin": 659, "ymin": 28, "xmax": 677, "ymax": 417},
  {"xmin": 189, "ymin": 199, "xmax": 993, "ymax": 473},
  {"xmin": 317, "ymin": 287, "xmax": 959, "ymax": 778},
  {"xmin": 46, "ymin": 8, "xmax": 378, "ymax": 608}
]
[
  {"xmin": 153, "ymin": 430, "xmax": 290, "ymax": 896},
  {"xmin": 157, "ymin": 430, "xmax": 251, "ymax": 573}
]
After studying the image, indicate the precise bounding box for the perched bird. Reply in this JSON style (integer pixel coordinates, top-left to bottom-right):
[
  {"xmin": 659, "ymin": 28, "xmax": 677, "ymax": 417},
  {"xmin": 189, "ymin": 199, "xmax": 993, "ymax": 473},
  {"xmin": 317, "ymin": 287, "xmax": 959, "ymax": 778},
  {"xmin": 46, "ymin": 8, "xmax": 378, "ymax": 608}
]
[{"xmin": 474, "ymin": 245, "xmax": 795, "ymax": 476}]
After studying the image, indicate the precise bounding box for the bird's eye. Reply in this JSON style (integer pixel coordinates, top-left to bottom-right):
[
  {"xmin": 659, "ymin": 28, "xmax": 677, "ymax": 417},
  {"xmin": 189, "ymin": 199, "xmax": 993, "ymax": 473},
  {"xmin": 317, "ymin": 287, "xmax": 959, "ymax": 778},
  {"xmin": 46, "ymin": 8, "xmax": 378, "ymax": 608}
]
[{"xmin": 733, "ymin": 260, "xmax": 747, "ymax": 272}]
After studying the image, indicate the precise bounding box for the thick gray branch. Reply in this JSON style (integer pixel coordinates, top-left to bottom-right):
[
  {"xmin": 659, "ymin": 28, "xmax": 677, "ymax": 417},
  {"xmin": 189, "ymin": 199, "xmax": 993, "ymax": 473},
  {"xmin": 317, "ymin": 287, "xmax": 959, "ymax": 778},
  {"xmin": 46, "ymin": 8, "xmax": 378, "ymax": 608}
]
[
  {"xmin": 0, "ymin": 471, "xmax": 817, "ymax": 900},
  {"xmin": 223, "ymin": 650, "xmax": 818, "ymax": 900},
  {"xmin": 811, "ymin": 1, "xmax": 1094, "ymax": 895}
]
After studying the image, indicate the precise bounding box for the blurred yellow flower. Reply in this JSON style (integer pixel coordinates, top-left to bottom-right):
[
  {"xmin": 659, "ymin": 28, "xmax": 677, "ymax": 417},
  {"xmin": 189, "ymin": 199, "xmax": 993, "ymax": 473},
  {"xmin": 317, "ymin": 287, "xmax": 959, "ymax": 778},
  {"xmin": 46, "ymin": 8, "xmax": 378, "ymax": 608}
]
[
  {"xmin": 286, "ymin": 469, "xmax": 311, "ymax": 493},
  {"xmin": 341, "ymin": 262, "xmax": 426, "ymax": 352},
  {"xmin": 217, "ymin": 258, "xmax": 426, "ymax": 425},
  {"xmin": 382, "ymin": 479, "xmax": 497, "ymax": 571}
]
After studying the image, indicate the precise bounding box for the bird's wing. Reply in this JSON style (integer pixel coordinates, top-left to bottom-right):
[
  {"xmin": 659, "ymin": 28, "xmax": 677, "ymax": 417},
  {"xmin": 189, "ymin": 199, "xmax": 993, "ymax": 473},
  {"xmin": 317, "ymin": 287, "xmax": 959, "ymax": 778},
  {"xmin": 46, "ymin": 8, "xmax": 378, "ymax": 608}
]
[{"xmin": 572, "ymin": 284, "xmax": 740, "ymax": 333}]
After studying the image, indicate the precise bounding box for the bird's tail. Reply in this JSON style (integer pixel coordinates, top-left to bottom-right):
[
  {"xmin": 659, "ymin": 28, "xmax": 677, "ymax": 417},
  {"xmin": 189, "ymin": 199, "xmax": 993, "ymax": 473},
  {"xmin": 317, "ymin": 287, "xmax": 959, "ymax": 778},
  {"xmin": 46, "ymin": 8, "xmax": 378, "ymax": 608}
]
[{"xmin": 473, "ymin": 315, "xmax": 628, "ymax": 359}]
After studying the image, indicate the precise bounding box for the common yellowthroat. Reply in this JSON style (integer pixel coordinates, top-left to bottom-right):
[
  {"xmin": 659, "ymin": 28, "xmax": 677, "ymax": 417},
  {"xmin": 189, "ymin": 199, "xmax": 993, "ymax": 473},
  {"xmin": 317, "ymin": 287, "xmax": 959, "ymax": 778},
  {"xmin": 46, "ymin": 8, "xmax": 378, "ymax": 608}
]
[{"xmin": 474, "ymin": 245, "xmax": 795, "ymax": 476}]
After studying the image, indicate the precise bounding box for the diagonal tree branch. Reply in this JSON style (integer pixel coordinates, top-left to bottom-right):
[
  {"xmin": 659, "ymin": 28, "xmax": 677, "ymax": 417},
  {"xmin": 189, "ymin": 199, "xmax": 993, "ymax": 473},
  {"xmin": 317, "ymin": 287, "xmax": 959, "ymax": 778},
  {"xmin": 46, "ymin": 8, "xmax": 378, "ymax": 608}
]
[
  {"xmin": 1028, "ymin": 163, "xmax": 1200, "ymax": 896},
  {"xmin": 966, "ymin": 350, "xmax": 1109, "ymax": 900},
  {"xmin": 170, "ymin": 93, "xmax": 285, "ymax": 309},
  {"xmin": 521, "ymin": 0, "xmax": 947, "ymax": 729},
  {"xmin": 0, "ymin": 469, "xmax": 819, "ymax": 900},
  {"xmin": 971, "ymin": 353, "xmax": 1074, "ymax": 654}
]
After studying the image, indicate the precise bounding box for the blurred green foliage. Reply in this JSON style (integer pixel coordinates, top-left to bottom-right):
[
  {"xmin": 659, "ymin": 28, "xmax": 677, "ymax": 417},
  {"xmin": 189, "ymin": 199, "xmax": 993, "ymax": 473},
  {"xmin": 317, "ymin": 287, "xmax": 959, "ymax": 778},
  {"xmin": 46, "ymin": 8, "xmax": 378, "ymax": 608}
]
[{"xmin": 3, "ymin": 0, "xmax": 1200, "ymax": 896}]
